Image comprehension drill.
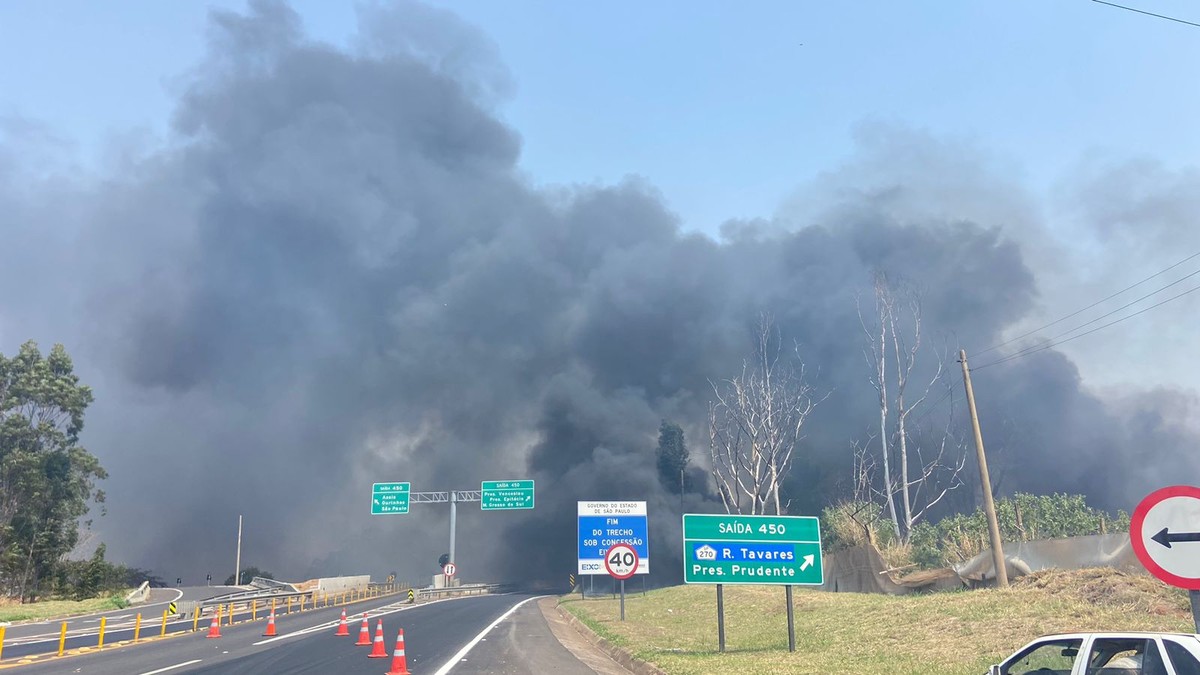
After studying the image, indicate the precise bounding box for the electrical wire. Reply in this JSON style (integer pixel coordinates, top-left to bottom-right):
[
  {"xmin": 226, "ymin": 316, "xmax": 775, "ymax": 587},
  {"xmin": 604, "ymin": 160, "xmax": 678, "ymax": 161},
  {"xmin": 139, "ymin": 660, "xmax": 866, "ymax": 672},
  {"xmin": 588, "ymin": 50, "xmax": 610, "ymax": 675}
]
[
  {"xmin": 973, "ymin": 282, "xmax": 1200, "ymax": 370},
  {"xmin": 985, "ymin": 266, "xmax": 1200, "ymax": 365},
  {"xmin": 976, "ymin": 249, "xmax": 1200, "ymax": 356},
  {"xmin": 1092, "ymin": 0, "xmax": 1200, "ymax": 29}
]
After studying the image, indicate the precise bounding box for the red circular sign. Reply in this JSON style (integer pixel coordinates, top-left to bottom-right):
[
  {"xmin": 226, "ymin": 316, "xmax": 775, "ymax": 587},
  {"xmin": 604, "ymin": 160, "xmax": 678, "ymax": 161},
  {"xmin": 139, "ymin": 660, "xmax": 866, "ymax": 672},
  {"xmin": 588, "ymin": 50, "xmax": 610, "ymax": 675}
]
[
  {"xmin": 1130, "ymin": 485, "xmax": 1200, "ymax": 590},
  {"xmin": 603, "ymin": 543, "xmax": 638, "ymax": 580},
  {"xmin": 444, "ymin": 563, "xmax": 457, "ymax": 578}
]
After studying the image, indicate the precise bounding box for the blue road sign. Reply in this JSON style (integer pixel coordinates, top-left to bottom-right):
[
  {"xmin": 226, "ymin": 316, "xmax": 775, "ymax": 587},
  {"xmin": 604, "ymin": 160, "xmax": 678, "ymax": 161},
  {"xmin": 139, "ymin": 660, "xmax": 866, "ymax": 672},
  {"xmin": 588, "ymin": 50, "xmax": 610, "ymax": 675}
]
[{"xmin": 577, "ymin": 501, "xmax": 649, "ymax": 575}]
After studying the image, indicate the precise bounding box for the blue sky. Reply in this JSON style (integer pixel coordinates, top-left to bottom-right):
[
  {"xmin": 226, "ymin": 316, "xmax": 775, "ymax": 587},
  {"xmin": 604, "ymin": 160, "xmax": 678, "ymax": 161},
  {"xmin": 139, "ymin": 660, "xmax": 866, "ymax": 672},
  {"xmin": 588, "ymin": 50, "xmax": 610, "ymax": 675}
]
[{"xmin": 2, "ymin": 0, "xmax": 1198, "ymax": 235}]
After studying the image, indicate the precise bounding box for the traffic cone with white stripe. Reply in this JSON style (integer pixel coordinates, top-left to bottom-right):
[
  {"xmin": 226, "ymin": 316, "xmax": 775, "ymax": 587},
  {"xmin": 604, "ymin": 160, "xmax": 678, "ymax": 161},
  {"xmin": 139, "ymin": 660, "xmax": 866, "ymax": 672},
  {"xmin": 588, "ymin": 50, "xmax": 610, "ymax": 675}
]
[
  {"xmin": 205, "ymin": 610, "xmax": 222, "ymax": 638},
  {"xmin": 335, "ymin": 608, "xmax": 349, "ymax": 636},
  {"xmin": 355, "ymin": 613, "xmax": 371, "ymax": 646},
  {"xmin": 386, "ymin": 629, "xmax": 409, "ymax": 675},
  {"xmin": 368, "ymin": 619, "xmax": 388, "ymax": 658},
  {"xmin": 262, "ymin": 608, "xmax": 277, "ymax": 637}
]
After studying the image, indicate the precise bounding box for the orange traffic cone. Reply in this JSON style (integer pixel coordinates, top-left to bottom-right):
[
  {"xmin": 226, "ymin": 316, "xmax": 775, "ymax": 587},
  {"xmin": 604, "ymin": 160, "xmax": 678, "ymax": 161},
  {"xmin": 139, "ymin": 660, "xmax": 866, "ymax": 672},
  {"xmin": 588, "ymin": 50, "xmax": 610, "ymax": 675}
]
[
  {"xmin": 262, "ymin": 608, "xmax": 277, "ymax": 637},
  {"xmin": 355, "ymin": 613, "xmax": 371, "ymax": 646},
  {"xmin": 386, "ymin": 629, "xmax": 409, "ymax": 675},
  {"xmin": 335, "ymin": 608, "xmax": 349, "ymax": 636},
  {"xmin": 368, "ymin": 619, "xmax": 388, "ymax": 658},
  {"xmin": 206, "ymin": 610, "xmax": 222, "ymax": 639}
]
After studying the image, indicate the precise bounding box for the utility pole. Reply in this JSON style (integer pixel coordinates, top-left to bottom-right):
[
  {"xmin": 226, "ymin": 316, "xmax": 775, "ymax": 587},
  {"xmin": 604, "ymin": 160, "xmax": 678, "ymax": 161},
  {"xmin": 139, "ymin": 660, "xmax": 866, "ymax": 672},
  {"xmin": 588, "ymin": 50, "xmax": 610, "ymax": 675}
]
[
  {"xmin": 449, "ymin": 492, "xmax": 457, "ymax": 568},
  {"xmin": 680, "ymin": 468, "xmax": 685, "ymax": 513},
  {"xmin": 235, "ymin": 515, "xmax": 243, "ymax": 587},
  {"xmin": 959, "ymin": 349, "xmax": 1008, "ymax": 588}
]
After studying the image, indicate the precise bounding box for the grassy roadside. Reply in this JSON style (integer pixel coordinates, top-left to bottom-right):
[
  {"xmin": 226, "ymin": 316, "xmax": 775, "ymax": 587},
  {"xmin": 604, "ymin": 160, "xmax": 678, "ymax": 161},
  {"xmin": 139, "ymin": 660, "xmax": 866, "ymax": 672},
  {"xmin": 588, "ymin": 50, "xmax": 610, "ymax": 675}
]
[
  {"xmin": 561, "ymin": 568, "xmax": 1194, "ymax": 675},
  {"xmin": 0, "ymin": 594, "xmax": 131, "ymax": 623}
]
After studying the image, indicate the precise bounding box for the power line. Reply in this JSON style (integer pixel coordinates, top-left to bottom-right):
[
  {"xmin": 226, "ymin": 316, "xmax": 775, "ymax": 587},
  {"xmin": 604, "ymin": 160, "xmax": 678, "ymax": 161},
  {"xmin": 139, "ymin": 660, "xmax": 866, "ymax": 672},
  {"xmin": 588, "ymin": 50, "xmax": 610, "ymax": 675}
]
[
  {"xmin": 1091, "ymin": 0, "xmax": 1200, "ymax": 29},
  {"xmin": 985, "ymin": 265, "xmax": 1200, "ymax": 364},
  {"xmin": 973, "ymin": 282, "xmax": 1200, "ymax": 370},
  {"xmin": 976, "ymin": 249, "xmax": 1200, "ymax": 356}
]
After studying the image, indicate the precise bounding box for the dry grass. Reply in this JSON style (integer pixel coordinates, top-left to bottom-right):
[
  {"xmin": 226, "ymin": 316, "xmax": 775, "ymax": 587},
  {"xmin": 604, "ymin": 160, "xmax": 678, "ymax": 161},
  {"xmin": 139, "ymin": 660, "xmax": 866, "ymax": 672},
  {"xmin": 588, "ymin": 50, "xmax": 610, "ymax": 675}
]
[
  {"xmin": 0, "ymin": 594, "xmax": 129, "ymax": 623},
  {"xmin": 562, "ymin": 568, "xmax": 1194, "ymax": 675}
]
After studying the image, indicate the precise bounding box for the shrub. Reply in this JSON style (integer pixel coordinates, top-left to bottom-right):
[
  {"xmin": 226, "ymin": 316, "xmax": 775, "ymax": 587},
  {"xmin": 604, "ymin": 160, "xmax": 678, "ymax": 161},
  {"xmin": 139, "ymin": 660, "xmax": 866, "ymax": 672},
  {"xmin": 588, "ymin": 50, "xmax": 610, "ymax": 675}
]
[{"xmin": 909, "ymin": 493, "xmax": 1129, "ymax": 568}]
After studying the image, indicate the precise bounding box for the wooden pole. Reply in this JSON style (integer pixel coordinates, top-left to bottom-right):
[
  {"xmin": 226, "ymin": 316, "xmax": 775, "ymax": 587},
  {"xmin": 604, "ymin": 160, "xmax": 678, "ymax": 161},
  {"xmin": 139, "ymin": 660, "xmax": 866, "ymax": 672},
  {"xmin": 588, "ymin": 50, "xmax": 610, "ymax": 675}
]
[{"xmin": 959, "ymin": 349, "xmax": 1008, "ymax": 588}]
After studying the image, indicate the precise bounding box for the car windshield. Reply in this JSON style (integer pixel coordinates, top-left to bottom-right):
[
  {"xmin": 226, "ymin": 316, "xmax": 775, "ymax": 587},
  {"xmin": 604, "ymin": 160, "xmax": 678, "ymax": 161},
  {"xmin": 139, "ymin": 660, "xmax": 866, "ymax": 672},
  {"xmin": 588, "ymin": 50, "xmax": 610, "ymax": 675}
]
[{"xmin": 1004, "ymin": 638, "xmax": 1083, "ymax": 675}]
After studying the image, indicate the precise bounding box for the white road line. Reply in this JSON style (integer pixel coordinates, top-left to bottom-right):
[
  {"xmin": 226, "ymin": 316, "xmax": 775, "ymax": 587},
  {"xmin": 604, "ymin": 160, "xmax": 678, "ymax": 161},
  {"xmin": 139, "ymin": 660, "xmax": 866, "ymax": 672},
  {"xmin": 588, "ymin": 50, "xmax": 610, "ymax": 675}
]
[
  {"xmin": 250, "ymin": 595, "xmax": 466, "ymax": 646},
  {"xmin": 138, "ymin": 659, "xmax": 202, "ymax": 675},
  {"xmin": 432, "ymin": 596, "xmax": 545, "ymax": 675}
]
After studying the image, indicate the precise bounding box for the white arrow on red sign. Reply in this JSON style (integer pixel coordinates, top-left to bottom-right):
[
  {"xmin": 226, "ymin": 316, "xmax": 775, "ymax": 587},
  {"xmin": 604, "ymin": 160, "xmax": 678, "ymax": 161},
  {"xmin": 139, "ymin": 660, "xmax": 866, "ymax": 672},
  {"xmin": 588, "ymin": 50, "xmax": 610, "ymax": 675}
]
[{"xmin": 1131, "ymin": 485, "xmax": 1200, "ymax": 590}]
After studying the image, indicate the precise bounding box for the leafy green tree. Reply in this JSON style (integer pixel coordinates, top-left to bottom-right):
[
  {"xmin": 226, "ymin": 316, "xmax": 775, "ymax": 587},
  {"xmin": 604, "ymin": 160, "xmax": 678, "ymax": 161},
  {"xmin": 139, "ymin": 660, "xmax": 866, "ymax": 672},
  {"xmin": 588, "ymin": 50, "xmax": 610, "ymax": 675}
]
[
  {"xmin": 225, "ymin": 567, "xmax": 274, "ymax": 585},
  {"xmin": 909, "ymin": 492, "xmax": 1131, "ymax": 568},
  {"xmin": 0, "ymin": 341, "xmax": 106, "ymax": 601},
  {"xmin": 655, "ymin": 420, "xmax": 689, "ymax": 493}
]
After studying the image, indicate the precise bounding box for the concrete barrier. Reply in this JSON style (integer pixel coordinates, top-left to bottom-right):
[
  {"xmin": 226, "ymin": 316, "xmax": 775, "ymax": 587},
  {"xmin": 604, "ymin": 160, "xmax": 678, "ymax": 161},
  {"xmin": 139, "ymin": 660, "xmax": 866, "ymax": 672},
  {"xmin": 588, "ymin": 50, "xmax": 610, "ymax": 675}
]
[
  {"xmin": 124, "ymin": 581, "xmax": 151, "ymax": 604},
  {"xmin": 309, "ymin": 575, "xmax": 370, "ymax": 594}
]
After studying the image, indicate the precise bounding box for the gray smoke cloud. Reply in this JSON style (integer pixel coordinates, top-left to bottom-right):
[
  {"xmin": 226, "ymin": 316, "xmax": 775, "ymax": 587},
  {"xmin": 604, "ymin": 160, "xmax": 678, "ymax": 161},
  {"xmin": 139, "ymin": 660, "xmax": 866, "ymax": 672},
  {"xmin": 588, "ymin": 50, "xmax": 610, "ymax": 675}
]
[{"xmin": 1, "ymin": 0, "xmax": 1196, "ymax": 585}]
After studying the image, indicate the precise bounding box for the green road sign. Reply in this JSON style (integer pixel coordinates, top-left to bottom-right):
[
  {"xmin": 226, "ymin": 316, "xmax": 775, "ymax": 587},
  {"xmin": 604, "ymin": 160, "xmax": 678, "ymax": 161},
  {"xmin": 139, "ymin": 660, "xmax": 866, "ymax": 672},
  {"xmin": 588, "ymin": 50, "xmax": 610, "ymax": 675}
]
[
  {"xmin": 371, "ymin": 482, "xmax": 410, "ymax": 515},
  {"xmin": 480, "ymin": 479, "xmax": 535, "ymax": 510},
  {"xmin": 682, "ymin": 514, "xmax": 823, "ymax": 585}
]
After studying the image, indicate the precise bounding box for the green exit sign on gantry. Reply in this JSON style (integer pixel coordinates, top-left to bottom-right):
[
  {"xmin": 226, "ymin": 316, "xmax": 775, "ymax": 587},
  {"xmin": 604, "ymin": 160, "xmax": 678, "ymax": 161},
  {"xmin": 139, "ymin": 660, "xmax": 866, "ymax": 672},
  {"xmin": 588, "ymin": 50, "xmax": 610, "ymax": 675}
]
[
  {"xmin": 480, "ymin": 480, "xmax": 534, "ymax": 510},
  {"xmin": 371, "ymin": 482, "xmax": 410, "ymax": 515},
  {"xmin": 683, "ymin": 514, "xmax": 823, "ymax": 585}
]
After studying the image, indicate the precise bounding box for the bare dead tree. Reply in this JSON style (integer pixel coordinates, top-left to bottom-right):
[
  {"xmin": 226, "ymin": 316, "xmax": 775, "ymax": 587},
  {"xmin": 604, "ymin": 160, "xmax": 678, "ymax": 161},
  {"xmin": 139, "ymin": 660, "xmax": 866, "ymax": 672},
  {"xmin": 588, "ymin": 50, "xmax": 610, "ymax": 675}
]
[
  {"xmin": 709, "ymin": 314, "xmax": 824, "ymax": 515},
  {"xmin": 857, "ymin": 272, "xmax": 967, "ymax": 543}
]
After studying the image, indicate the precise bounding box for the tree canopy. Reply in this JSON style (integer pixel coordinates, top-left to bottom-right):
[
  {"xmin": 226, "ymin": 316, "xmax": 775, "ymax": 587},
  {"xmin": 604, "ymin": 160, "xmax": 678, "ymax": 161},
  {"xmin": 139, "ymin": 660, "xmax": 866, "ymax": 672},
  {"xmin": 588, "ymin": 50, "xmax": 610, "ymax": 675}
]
[
  {"xmin": 0, "ymin": 341, "xmax": 106, "ymax": 601},
  {"xmin": 655, "ymin": 420, "xmax": 689, "ymax": 494}
]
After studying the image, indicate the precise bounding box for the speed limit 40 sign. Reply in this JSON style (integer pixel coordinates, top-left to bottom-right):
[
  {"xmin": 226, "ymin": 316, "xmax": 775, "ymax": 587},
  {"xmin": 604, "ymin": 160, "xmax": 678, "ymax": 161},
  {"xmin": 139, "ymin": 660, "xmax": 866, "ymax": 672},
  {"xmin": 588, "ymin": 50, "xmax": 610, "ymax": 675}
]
[{"xmin": 604, "ymin": 543, "xmax": 639, "ymax": 580}]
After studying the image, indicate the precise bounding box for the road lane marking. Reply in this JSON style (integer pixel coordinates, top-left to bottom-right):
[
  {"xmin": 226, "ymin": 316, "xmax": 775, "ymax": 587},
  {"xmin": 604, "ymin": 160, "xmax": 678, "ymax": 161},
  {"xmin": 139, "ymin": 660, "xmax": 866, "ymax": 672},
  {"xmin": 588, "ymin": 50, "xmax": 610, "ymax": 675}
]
[
  {"xmin": 138, "ymin": 659, "xmax": 202, "ymax": 675},
  {"xmin": 432, "ymin": 596, "xmax": 545, "ymax": 675},
  {"xmin": 251, "ymin": 595, "xmax": 480, "ymax": 646}
]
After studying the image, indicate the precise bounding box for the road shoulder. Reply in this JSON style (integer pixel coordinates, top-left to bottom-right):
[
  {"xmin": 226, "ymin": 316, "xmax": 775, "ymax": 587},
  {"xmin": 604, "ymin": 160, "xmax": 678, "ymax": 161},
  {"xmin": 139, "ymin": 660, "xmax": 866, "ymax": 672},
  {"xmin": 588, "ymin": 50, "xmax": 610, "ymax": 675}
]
[{"xmin": 546, "ymin": 598, "xmax": 664, "ymax": 675}]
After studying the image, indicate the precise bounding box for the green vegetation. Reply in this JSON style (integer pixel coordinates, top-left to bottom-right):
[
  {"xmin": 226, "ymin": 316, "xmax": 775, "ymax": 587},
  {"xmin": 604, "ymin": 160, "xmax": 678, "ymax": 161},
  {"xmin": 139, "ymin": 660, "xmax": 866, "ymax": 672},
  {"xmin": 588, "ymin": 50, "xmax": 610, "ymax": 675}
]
[
  {"xmin": 562, "ymin": 568, "xmax": 1191, "ymax": 675},
  {"xmin": 909, "ymin": 493, "xmax": 1130, "ymax": 568},
  {"xmin": 0, "ymin": 341, "xmax": 114, "ymax": 603},
  {"xmin": 0, "ymin": 593, "xmax": 129, "ymax": 623},
  {"xmin": 655, "ymin": 420, "xmax": 689, "ymax": 494},
  {"xmin": 822, "ymin": 493, "xmax": 1130, "ymax": 571},
  {"xmin": 226, "ymin": 567, "xmax": 275, "ymax": 585}
]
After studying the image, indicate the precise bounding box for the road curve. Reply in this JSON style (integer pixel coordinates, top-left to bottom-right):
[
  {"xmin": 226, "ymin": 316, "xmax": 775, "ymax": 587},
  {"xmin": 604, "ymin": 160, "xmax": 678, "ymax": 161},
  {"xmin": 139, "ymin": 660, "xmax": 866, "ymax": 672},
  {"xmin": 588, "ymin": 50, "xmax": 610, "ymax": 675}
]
[{"xmin": 3, "ymin": 593, "xmax": 548, "ymax": 675}]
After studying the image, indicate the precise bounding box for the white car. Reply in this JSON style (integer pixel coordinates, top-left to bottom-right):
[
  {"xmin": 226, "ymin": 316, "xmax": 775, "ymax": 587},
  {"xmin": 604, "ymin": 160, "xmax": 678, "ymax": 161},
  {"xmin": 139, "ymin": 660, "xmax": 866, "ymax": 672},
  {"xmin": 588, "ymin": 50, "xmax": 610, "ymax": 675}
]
[{"xmin": 989, "ymin": 632, "xmax": 1200, "ymax": 675}]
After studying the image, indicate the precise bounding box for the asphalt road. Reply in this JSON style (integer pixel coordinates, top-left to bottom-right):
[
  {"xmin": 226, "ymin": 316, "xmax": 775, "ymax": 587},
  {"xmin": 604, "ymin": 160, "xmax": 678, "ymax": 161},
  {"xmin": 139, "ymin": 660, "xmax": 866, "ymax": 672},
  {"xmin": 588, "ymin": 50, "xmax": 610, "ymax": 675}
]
[
  {"xmin": 4, "ymin": 593, "xmax": 561, "ymax": 674},
  {"xmin": 0, "ymin": 586, "xmax": 240, "ymax": 657}
]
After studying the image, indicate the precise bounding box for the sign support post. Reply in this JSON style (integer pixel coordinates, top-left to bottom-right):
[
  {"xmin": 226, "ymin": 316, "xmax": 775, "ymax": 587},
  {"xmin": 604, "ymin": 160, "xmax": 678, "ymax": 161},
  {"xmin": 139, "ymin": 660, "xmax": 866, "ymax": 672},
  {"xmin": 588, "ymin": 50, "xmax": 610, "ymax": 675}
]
[
  {"xmin": 785, "ymin": 585, "xmax": 795, "ymax": 652},
  {"xmin": 716, "ymin": 584, "xmax": 725, "ymax": 653},
  {"xmin": 603, "ymin": 542, "xmax": 638, "ymax": 622},
  {"xmin": 449, "ymin": 491, "xmax": 457, "ymax": 572}
]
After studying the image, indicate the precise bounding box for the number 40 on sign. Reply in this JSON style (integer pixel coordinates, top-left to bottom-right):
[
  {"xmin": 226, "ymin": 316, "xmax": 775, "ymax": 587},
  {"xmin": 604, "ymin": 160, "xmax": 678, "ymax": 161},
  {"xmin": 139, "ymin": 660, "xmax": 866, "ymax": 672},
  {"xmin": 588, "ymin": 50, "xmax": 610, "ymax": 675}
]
[{"xmin": 605, "ymin": 543, "xmax": 638, "ymax": 580}]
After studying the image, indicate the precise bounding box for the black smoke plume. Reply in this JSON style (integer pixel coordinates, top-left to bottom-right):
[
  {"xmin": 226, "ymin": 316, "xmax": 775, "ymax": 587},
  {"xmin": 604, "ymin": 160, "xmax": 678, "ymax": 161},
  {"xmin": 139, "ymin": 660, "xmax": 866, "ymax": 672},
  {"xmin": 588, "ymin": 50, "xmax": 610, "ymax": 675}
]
[{"xmin": 1, "ymin": 1, "xmax": 1196, "ymax": 585}]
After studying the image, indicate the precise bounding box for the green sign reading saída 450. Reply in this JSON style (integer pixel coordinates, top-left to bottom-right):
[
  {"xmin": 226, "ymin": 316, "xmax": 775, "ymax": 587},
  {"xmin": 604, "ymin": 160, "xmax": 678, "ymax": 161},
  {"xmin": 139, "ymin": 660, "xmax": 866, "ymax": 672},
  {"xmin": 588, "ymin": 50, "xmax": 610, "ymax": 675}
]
[
  {"xmin": 682, "ymin": 514, "xmax": 823, "ymax": 585},
  {"xmin": 481, "ymin": 480, "xmax": 534, "ymax": 510}
]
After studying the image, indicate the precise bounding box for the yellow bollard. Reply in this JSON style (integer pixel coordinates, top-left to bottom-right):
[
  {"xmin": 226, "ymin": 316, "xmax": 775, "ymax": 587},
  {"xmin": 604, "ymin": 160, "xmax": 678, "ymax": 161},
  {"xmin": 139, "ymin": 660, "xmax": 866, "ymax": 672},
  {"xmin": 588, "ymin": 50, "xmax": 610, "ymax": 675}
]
[
  {"xmin": 58, "ymin": 623, "xmax": 67, "ymax": 656},
  {"xmin": 0, "ymin": 625, "xmax": 5, "ymax": 661},
  {"xmin": 299, "ymin": 595, "xmax": 305, "ymax": 611},
  {"xmin": 192, "ymin": 609, "xmax": 200, "ymax": 633},
  {"xmin": 271, "ymin": 598, "xmax": 277, "ymax": 617},
  {"xmin": 228, "ymin": 603, "xmax": 235, "ymax": 626},
  {"xmin": 98, "ymin": 617, "xmax": 107, "ymax": 650},
  {"xmin": 134, "ymin": 613, "xmax": 142, "ymax": 643},
  {"xmin": 286, "ymin": 597, "xmax": 292, "ymax": 614},
  {"xmin": 252, "ymin": 599, "xmax": 257, "ymax": 621},
  {"xmin": 161, "ymin": 609, "xmax": 168, "ymax": 636}
]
